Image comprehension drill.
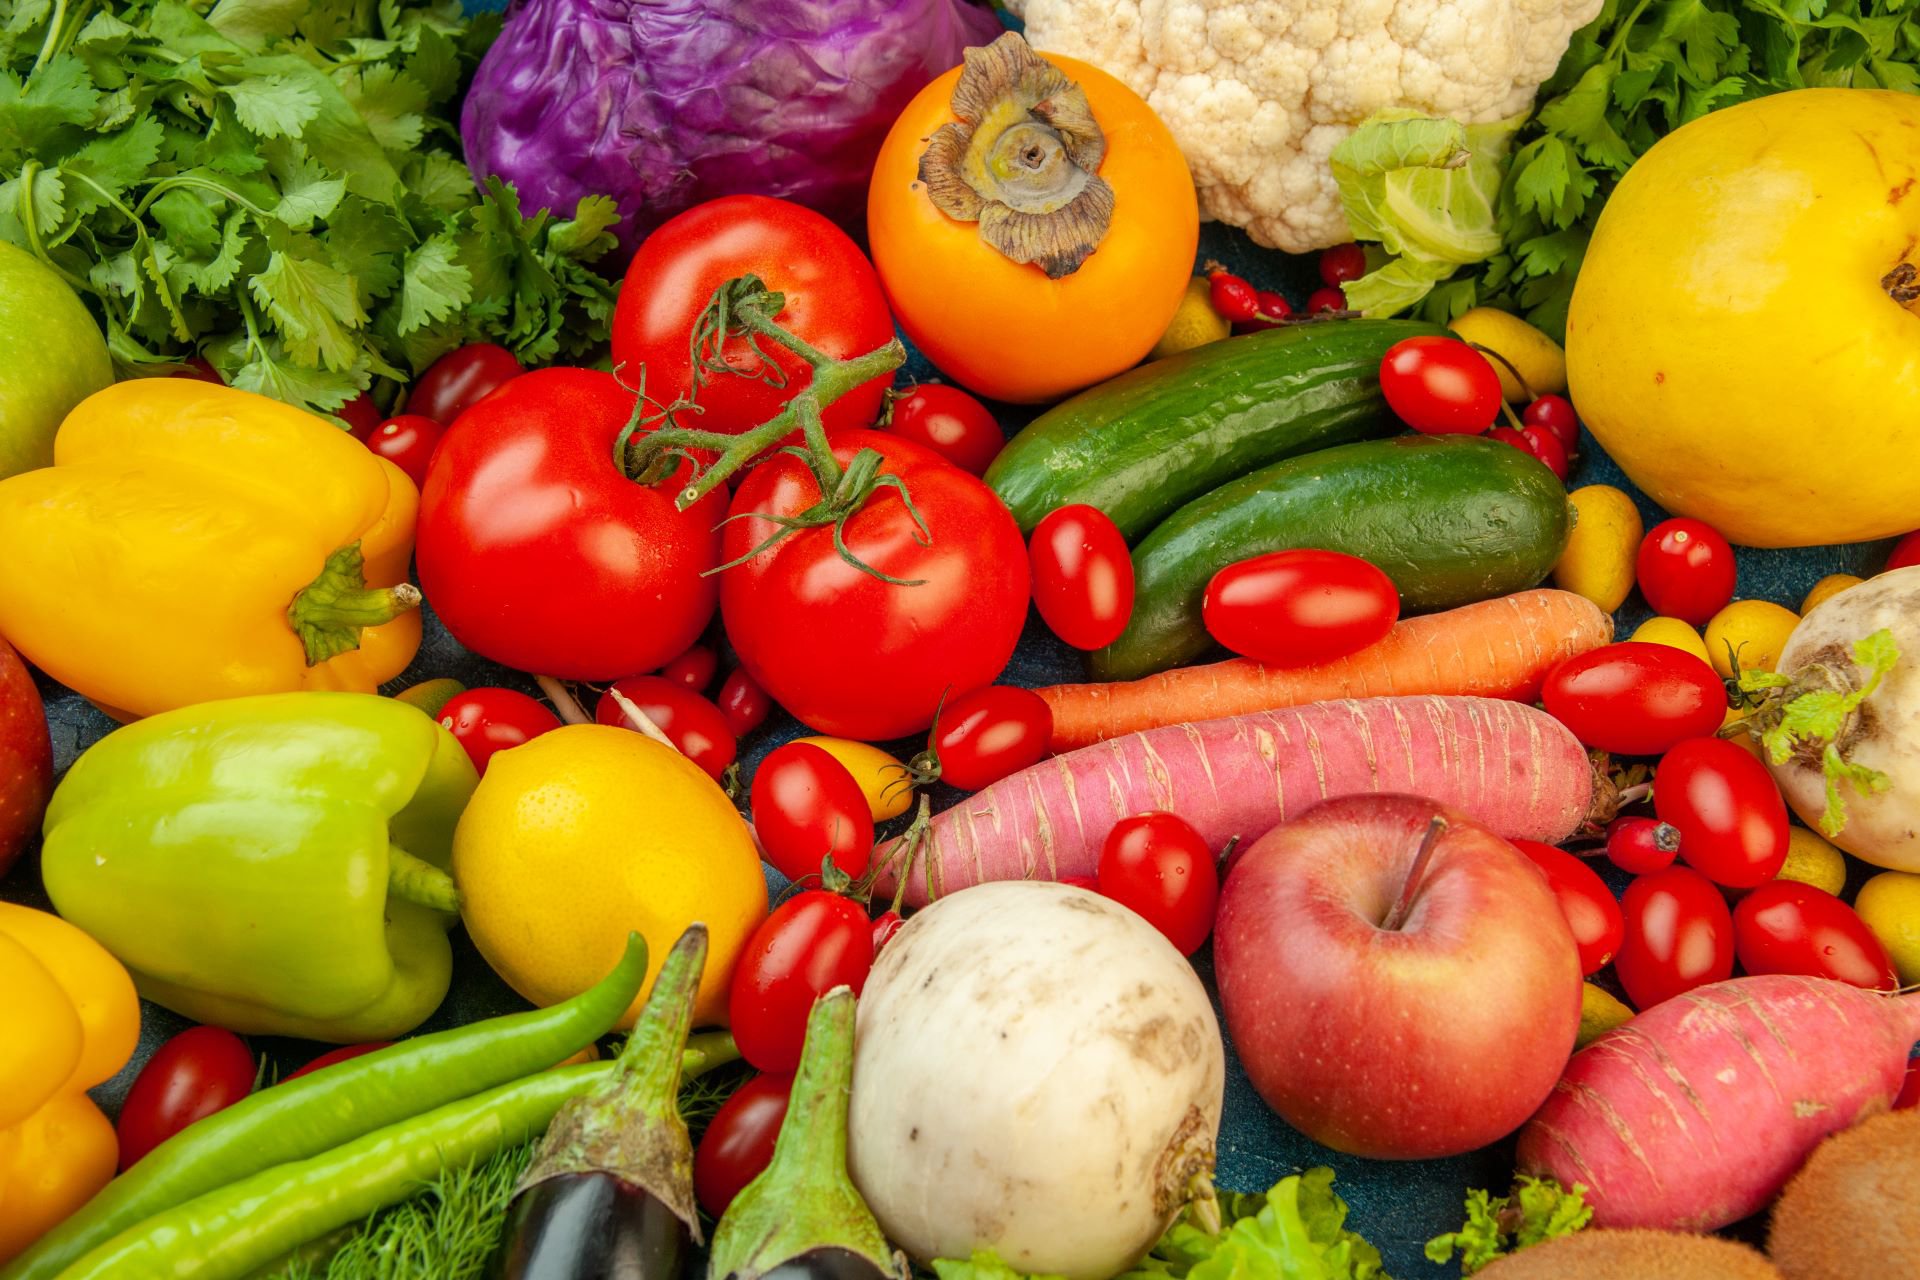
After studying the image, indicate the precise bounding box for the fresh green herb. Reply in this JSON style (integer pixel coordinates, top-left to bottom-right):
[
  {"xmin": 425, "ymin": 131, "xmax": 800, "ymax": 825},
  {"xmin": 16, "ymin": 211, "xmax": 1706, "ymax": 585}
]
[
  {"xmin": 1739, "ymin": 628, "xmax": 1900, "ymax": 835},
  {"xmin": 930, "ymin": 1252, "xmax": 1068, "ymax": 1280},
  {"xmin": 1425, "ymin": 1177, "xmax": 1592, "ymax": 1274},
  {"xmin": 0, "ymin": 0, "xmax": 621, "ymax": 418},
  {"xmin": 1119, "ymin": 1168, "xmax": 1388, "ymax": 1280}
]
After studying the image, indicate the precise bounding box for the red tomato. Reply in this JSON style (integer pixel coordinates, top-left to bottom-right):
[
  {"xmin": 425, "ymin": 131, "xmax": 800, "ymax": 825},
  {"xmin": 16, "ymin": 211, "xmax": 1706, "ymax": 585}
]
[
  {"xmin": 1898, "ymin": 1060, "xmax": 1920, "ymax": 1111},
  {"xmin": 1616, "ymin": 865, "xmax": 1735, "ymax": 1010},
  {"xmin": 1028, "ymin": 504, "xmax": 1134, "ymax": 651},
  {"xmin": 117, "ymin": 1026, "xmax": 255, "ymax": 1169},
  {"xmin": 611, "ymin": 196, "xmax": 895, "ymax": 437},
  {"xmin": 1887, "ymin": 530, "xmax": 1920, "ymax": 573},
  {"xmin": 438, "ymin": 688, "xmax": 561, "ymax": 774},
  {"xmin": 1511, "ymin": 840, "xmax": 1625, "ymax": 975},
  {"xmin": 406, "ymin": 343, "xmax": 522, "ymax": 424},
  {"xmin": 1656, "ymin": 737, "xmax": 1790, "ymax": 888},
  {"xmin": 335, "ymin": 391, "xmax": 383, "ymax": 436},
  {"xmin": 694, "ymin": 1073, "xmax": 792, "ymax": 1216},
  {"xmin": 593, "ymin": 676, "xmax": 737, "ymax": 781},
  {"xmin": 1096, "ymin": 812, "xmax": 1220, "ymax": 955},
  {"xmin": 659, "ymin": 645, "xmax": 718, "ymax": 693},
  {"xmin": 728, "ymin": 891, "xmax": 874, "ymax": 1073},
  {"xmin": 1606, "ymin": 816, "xmax": 1681, "ymax": 875},
  {"xmin": 1319, "ymin": 243, "xmax": 1367, "ymax": 286},
  {"xmin": 285, "ymin": 1042, "xmax": 391, "ymax": 1081},
  {"xmin": 719, "ymin": 430, "xmax": 1028, "ymax": 740},
  {"xmin": 417, "ymin": 370, "xmax": 724, "ymax": 679},
  {"xmin": 1523, "ymin": 395, "xmax": 1580, "ymax": 450},
  {"xmin": 1636, "ymin": 519, "xmax": 1737, "ymax": 625},
  {"xmin": 1379, "ymin": 336, "xmax": 1502, "ymax": 434},
  {"xmin": 1541, "ymin": 642, "xmax": 1729, "ymax": 756},
  {"xmin": 884, "ymin": 384, "xmax": 1003, "ymax": 477},
  {"xmin": 751, "ymin": 742, "xmax": 874, "ymax": 882},
  {"xmin": 932, "ymin": 686, "xmax": 1052, "ymax": 793},
  {"xmin": 1732, "ymin": 881, "xmax": 1897, "ymax": 990},
  {"xmin": 356, "ymin": 414, "xmax": 443, "ymax": 489},
  {"xmin": 716, "ymin": 668, "xmax": 772, "ymax": 737},
  {"xmin": 869, "ymin": 910, "xmax": 905, "ymax": 954},
  {"xmin": 1201, "ymin": 549, "xmax": 1399, "ymax": 668}
]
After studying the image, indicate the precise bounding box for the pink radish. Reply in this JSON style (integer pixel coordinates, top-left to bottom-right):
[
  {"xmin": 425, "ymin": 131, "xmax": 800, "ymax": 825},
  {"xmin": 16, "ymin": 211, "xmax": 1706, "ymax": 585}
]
[
  {"xmin": 1515, "ymin": 974, "xmax": 1920, "ymax": 1231},
  {"xmin": 874, "ymin": 694, "xmax": 1596, "ymax": 907}
]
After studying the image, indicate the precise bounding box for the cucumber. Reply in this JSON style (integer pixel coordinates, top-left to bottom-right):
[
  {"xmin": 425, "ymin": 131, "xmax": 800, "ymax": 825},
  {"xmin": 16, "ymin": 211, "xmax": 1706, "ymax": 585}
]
[
  {"xmin": 1091, "ymin": 435, "xmax": 1573, "ymax": 681},
  {"xmin": 984, "ymin": 318, "xmax": 1448, "ymax": 539}
]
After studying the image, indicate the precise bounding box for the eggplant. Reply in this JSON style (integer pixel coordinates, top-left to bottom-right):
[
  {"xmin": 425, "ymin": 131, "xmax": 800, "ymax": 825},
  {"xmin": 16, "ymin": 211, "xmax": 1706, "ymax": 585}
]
[
  {"xmin": 707, "ymin": 989, "xmax": 906, "ymax": 1280},
  {"xmin": 492, "ymin": 927, "xmax": 708, "ymax": 1280}
]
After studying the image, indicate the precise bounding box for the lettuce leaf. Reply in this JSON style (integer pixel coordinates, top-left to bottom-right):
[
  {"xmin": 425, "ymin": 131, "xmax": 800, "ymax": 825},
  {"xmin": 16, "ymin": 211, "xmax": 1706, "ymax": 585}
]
[
  {"xmin": 1118, "ymin": 1168, "xmax": 1389, "ymax": 1280},
  {"xmin": 1425, "ymin": 1177, "xmax": 1592, "ymax": 1274}
]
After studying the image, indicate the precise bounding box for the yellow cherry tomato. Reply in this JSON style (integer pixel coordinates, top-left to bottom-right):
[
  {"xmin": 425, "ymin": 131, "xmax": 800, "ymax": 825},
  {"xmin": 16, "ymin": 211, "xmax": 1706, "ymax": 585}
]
[
  {"xmin": 1775, "ymin": 827, "xmax": 1848, "ymax": 896},
  {"xmin": 1801, "ymin": 573, "xmax": 1863, "ymax": 615},
  {"xmin": 1630, "ymin": 615, "xmax": 1711, "ymax": 665},
  {"xmin": 1704, "ymin": 599, "xmax": 1800, "ymax": 679},
  {"xmin": 795, "ymin": 736, "xmax": 915, "ymax": 822},
  {"xmin": 1553, "ymin": 485, "xmax": 1642, "ymax": 612}
]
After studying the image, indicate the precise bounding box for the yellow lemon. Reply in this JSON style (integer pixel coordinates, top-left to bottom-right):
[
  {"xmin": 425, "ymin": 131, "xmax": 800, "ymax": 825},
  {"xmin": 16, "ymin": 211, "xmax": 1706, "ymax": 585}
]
[
  {"xmin": 1802, "ymin": 574, "xmax": 1864, "ymax": 615},
  {"xmin": 1149, "ymin": 277, "xmax": 1230, "ymax": 360},
  {"xmin": 1630, "ymin": 615, "xmax": 1711, "ymax": 665},
  {"xmin": 454, "ymin": 724, "xmax": 767, "ymax": 1027},
  {"xmin": 1704, "ymin": 600, "xmax": 1800, "ymax": 680},
  {"xmin": 796, "ymin": 736, "xmax": 915, "ymax": 822},
  {"xmin": 1553, "ymin": 485, "xmax": 1642, "ymax": 612},
  {"xmin": 1855, "ymin": 872, "xmax": 1920, "ymax": 986},
  {"xmin": 1449, "ymin": 306, "xmax": 1568, "ymax": 402},
  {"xmin": 1776, "ymin": 828, "xmax": 1848, "ymax": 896}
]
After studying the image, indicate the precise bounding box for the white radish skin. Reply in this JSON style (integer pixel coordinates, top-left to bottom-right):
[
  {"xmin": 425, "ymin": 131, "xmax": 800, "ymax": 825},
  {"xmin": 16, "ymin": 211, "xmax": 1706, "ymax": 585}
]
[{"xmin": 847, "ymin": 882, "xmax": 1224, "ymax": 1280}]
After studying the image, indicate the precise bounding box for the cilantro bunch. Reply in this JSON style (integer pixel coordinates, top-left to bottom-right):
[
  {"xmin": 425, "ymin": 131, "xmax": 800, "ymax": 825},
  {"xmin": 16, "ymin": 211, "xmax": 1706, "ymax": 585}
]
[{"xmin": 0, "ymin": 0, "xmax": 622, "ymax": 416}]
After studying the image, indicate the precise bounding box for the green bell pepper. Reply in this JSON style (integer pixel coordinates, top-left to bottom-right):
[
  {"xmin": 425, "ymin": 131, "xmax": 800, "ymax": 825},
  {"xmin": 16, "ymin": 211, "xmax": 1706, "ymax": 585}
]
[{"xmin": 42, "ymin": 691, "xmax": 478, "ymax": 1043}]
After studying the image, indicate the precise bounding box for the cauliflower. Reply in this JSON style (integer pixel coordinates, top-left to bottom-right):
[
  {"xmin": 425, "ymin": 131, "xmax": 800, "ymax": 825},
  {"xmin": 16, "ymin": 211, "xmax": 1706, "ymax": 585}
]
[{"xmin": 1010, "ymin": 0, "xmax": 1602, "ymax": 252}]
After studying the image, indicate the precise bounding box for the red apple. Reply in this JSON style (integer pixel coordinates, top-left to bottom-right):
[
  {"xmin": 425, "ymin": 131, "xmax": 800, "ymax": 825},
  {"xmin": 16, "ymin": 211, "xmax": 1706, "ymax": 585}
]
[
  {"xmin": 1214, "ymin": 793, "xmax": 1582, "ymax": 1160},
  {"xmin": 0, "ymin": 633, "xmax": 52, "ymax": 874}
]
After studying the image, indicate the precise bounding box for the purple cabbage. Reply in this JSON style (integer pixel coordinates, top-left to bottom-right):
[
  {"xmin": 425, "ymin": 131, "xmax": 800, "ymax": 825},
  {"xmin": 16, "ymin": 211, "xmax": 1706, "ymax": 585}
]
[{"xmin": 462, "ymin": 0, "xmax": 1006, "ymax": 263}]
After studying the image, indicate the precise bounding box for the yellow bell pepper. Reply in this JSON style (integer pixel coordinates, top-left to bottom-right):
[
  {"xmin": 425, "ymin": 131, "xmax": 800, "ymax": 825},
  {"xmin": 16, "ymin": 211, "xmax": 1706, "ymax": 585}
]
[
  {"xmin": 0, "ymin": 380, "xmax": 420, "ymax": 720},
  {"xmin": 0, "ymin": 903, "xmax": 140, "ymax": 1265}
]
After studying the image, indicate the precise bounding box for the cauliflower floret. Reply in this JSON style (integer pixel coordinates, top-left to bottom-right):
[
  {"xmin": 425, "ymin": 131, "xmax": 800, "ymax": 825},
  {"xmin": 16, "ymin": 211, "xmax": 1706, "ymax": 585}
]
[{"xmin": 1015, "ymin": 0, "xmax": 1601, "ymax": 252}]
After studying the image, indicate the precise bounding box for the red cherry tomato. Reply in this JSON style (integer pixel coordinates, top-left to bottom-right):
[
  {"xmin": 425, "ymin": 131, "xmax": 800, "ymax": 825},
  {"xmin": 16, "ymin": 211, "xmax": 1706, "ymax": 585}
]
[
  {"xmin": 1656, "ymin": 737, "xmax": 1790, "ymax": 888},
  {"xmin": 1518, "ymin": 424, "xmax": 1570, "ymax": 483},
  {"xmin": 1616, "ymin": 865, "xmax": 1735, "ymax": 1010},
  {"xmin": 357, "ymin": 414, "xmax": 444, "ymax": 489},
  {"xmin": 1733, "ymin": 880, "xmax": 1897, "ymax": 990},
  {"xmin": 1887, "ymin": 530, "xmax": 1920, "ymax": 573},
  {"xmin": 438, "ymin": 688, "xmax": 562, "ymax": 775},
  {"xmin": 335, "ymin": 391, "xmax": 383, "ymax": 436},
  {"xmin": 407, "ymin": 343, "xmax": 523, "ymax": 424},
  {"xmin": 750, "ymin": 742, "xmax": 874, "ymax": 882},
  {"xmin": 1898, "ymin": 1060, "xmax": 1920, "ymax": 1111},
  {"xmin": 1029, "ymin": 504, "xmax": 1135, "ymax": 651},
  {"xmin": 1542, "ymin": 642, "xmax": 1729, "ymax": 756},
  {"xmin": 869, "ymin": 910, "xmax": 905, "ymax": 953},
  {"xmin": 1511, "ymin": 840, "xmax": 1625, "ymax": 975},
  {"xmin": 1306, "ymin": 287, "xmax": 1346, "ymax": 315},
  {"xmin": 1606, "ymin": 816, "xmax": 1681, "ymax": 875},
  {"xmin": 285, "ymin": 1042, "xmax": 392, "ymax": 1082},
  {"xmin": 659, "ymin": 645, "xmax": 719, "ymax": 693},
  {"xmin": 717, "ymin": 668, "xmax": 772, "ymax": 738},
  {"xmin": 1201, "ymin": 548, "xmax": 1399, "ymax": 668},
  {"xmin": 932, "ymin": 686, "xmax": 1052, "ymax": 793},
  {"xmin": 1319, "ymin": 244, "xmax": 1367, "ymax": 286},
  {"xmin": 694, "ymin": 1073, "xmax": 792, "ymax": 1216},
  {"xmin": 1096, "ymin": 812, "xmax": 1220, "ymax": 955},
  {"xmin": 117, "ymin": 1026, "xmax": 255, "ymax": 1169},
  {"xmin": 593, "ymin": 675, "xmax": 737, "ymax": 781},
  {"xmin": 1379, "ymin": 336, "xmax": 1501, "ymax": 434},
  {"xmin": 884, "ymin": 384, "xmax": 1003, "ymax": 477},
  {"xmin": 1523, "ymin": 395, "xmax": 1580, "ymax": 450},
  {"xmin": 1636, "ymin": 519, "xmax": 1737, "ymax": 625},
  {"xmin": 728, "ymin": 891, "xmax": 874, "ymax": 1073}
]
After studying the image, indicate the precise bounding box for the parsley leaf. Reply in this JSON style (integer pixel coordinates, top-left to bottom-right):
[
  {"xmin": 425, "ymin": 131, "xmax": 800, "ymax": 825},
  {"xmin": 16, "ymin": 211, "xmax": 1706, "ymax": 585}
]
[{"xmin": 1427, "ymin": 1178, "xmax": 1592, "ymax": 1274}]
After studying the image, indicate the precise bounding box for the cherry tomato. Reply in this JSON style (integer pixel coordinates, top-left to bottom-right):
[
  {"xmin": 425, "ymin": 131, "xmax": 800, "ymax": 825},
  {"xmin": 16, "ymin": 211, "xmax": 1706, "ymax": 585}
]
[
  {"xmin": 869, "ymin": 910, "xmax": 905, "ymax": 953},
  {"xmin": 285, "ymin": 1042, "xmax": 391, "ymax": 1081},
  {"xmin": 884, "ymin": 384, "xmax": 1003, "ymax": 477},
  {"xmin": 1306, "ymin": 287, "xmax": 1346, "ymax": 315},
  {"xmin": 355, "ymin": 414, "xmax": 444, "ymax": 489},
  {"xmin": 717, "ymin": 668, "xmax": 772, "ymax": 738},
  {"xmin": 1616, "ymin": 865, "xmax": 1735, "ymax": 1010},
  {"xmin": 1656, "ymin": 737, "xmax": 1790, "ymax": 888},
  {"xmin": 1606, "ymin": 816, "xmax": 1681, "ymax": 875},
  {"xmin": 1096, "ymin": 812, "xmax": 1220, "ymax": 955},
  {"xmin": 1060, "ymin": 875, "xmax": 1099, "ymax": 892},
  {"xmin": 1732, "ymin": 880, "xmax": 1897, "ymax": 990},
  {"xmin": 1379, "ymin": 336, "xmax": 1502, "ymax": 434},
  {"xmin": 659, "ymin": 645, "xmax": 718, "ymax": 693},
  {"xmin": 1636, "ymin": 519, "xmax": 1737, "ymax": 626},
  {"xmin": 1887, "ymin": 529, "xmax": 1920, "ymax": 573},
  {"xmin": 438, "ymin": 688, "xmax": 562, "ymax": 775},
  {"xmin": 1319, "ymin": 244, "xmax": 1368, "ymax": 286},
  {"xmin": 750, "ymin": 742, "xmax": 874, "ymax": 882},
  {"xmin": 593, "ymin": 675, "xmax": 737, "ymax": 781},
  {"xmin": 1201, "ymin": 549, "xmax": 1399, "ymax": 668},
  {"xmin": 1898, "ymin": 1060, "xmax": 1920, "ymax": 1111},
  {"xmin": 1519, "ymin": 423, "xmax": 1570, "ymax": 483},
  {"xmin": 1029, "ymin": 504, "xmax": 1135, "ymax": 651},
  {"xmin": 728, "ymin": 891, "xmax": 874, "ymax": 1073},
  {"xmin": 1542, "ymin": 642, "xmax": 1728, "ymax": 756},
  {"xmin": 117, "ymin": 1026, "xmax": 255, "ymax": 1169},
  {"xmin": 1207, "ymin": 270, "xmax": 1259, "ymax": 323},
  {"xmin": 694, "ymin": 1073, "xmax": 792, "ymax": 1216},
  {"xmin": 335, "ymin": 391, "xmax": 383, "ymax": 436},
  {"xmin": 170, "ymin": 355, "xmax": 224, "ymax": 384},
  {"xmin": 1511, "ymin": 840, "xmax": 1624, "ymax": 975},
  {"xmin": 931, "ymin": 686, "xmax": 1052, "ymax": 793},
  {"xmin": 407, "ymin": 343, "xmax": 523, "ymax": 424},
  {"xmin": 1523, "ymin": 395, "xmax": 1580, "ymax": 451}
]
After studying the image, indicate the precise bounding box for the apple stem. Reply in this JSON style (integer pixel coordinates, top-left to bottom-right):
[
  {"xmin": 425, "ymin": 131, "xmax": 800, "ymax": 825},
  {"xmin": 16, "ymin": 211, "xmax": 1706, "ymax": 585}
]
[{"xmin": 1381, "ymin": 816, "xmax": 1448, "ymax": 933}]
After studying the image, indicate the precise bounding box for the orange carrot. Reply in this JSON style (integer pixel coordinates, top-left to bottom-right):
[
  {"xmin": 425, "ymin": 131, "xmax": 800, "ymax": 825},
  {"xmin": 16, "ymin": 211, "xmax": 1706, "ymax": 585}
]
[{"xmin": 1040, "ymin": 589, "xmax": 1613, "ymax": 752}]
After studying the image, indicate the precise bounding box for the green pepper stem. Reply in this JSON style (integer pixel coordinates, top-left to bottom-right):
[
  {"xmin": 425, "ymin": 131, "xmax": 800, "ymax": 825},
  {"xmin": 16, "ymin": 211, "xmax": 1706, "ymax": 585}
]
[
  {"xmin": 287, "ymin": 543, "xmax": 422, "ymax": 667},
  {"xmin": 386, "ymin": 846, "xmax": 459, "ymax": 914}
]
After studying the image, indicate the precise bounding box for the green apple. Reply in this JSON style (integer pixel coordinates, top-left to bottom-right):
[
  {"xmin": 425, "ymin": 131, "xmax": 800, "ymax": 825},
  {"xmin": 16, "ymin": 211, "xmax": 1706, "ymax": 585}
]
[{"xmin": 0, "ymin": 241, "xmax": 112, "ymax": 480}]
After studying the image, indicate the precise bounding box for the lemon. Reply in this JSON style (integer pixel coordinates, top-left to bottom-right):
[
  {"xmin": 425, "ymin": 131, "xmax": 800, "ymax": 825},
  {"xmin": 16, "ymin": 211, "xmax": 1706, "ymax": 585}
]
[
  {"xmin": 1630, "ymin": 615, "xmax": 1712, "ymax": 665},
  {"xmin": 1149, "ymin": 277, "xmax": 1230, "ymax": 360},
  {"xmin": 796, "ymin": 736, "xmax": 914, "ymax": 822},
  {"xmin": 1448, "ymin": 307, "xmax": 1568, "ymax": 402},
  {"xmin": 1553, "ymin": 485, "xmax": 1642, "ymax": 612},
  {"xmin": 1704, "ymin": 599, "xmax": 1800, "ymax": 679},
  {"xmin": 1855, "ymin": 872, "xmax": 1920, "ymax": 986},
  {"xmin": 1577, "ymin": 983, "xmax": 1634, "ymax": 1048},
  {"xmin": 454, "ymin": 725, "xmax": 768, "ymax": 1027},
  {"xmin": 1777, "ymin": 827, "xmax": 1847, "ymax": 896},
  {"xmin": 1802, "ymin": 573, "xmax": 1864, "ymax": 615}
]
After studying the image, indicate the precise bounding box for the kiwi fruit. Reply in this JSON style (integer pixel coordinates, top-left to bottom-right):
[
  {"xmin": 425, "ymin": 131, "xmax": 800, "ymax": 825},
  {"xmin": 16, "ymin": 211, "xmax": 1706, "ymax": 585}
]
[
  {"xmin": 1478, "ymin": 1229, "xmax": 1783, "ymax": 1278},
  {"xmin": 1769, "ymin": 1107, "xmax": 1920, "ymax": 1279}
]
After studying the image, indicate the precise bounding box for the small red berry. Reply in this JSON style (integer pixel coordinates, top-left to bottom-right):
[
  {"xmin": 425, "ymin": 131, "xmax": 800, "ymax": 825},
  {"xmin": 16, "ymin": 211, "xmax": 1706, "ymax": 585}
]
[
  {"xmin": 1306, "ymin": 287, "xmax": 1347, "ymax": 315},
  {"xmin": 1887, "ymin": 529, "xmax": 1920, "ymax": 573},
  {"xmin": 1608, "ymin": 817, "xmax": 1681, "ymax": 875},
  {"xmin": 1520, "ymin": 423, "xmax": 1571, "ymax": 483},
  {"xmin": 1523, "ymin": 395, "xmax": 1580, "ymax": 451},
  {"xmin": 1319, "ymin": 243, "xmax": 1367, "ymax": 286},
  {"xmin": 1207, "ymin": 270, "xmax": 1259, "ymax": 323}
]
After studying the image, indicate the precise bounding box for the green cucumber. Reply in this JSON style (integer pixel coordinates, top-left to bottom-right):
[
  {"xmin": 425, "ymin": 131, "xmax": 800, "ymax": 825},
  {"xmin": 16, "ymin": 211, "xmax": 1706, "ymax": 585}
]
[
  {"xmin": 1091, "ymin": 435, "xmax": 1573, "ymax": 681},
  {"xmin": 984, "ymin": 318, "xmax": 1448, "ymax": 539}
]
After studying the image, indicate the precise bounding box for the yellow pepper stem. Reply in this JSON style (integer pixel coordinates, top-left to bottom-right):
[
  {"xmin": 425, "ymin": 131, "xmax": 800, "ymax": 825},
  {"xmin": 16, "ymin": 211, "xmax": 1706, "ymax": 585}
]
[
  {"xmin": 286, "ymin": 542, "xmax": 423, "ymax": 667},
  {"xmin": 387, "ymin": 846, "xmax": 460, "ymax": 914}
]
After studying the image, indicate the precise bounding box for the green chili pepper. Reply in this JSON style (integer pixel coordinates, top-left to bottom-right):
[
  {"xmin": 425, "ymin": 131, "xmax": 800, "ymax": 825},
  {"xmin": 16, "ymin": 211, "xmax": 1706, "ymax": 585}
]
[{"xmin": 2, "ymin": 935, "xmax": 653, "ymax": 1280}]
